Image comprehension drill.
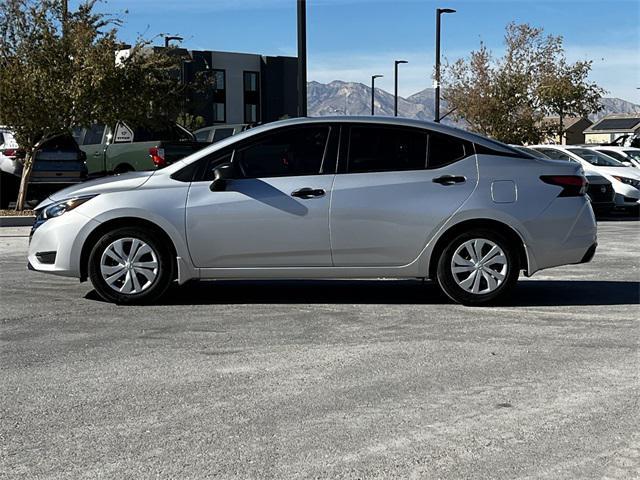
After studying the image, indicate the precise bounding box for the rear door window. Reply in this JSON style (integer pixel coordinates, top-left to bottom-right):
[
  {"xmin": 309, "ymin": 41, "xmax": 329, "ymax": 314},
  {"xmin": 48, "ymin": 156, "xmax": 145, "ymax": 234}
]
[
  {"xmin": 596, "ymin": 150, "xmax": 626, "ymax": 162},
  {"xmin": 347, "ymin": 126, "xmax": 427, "ymax": 173}
]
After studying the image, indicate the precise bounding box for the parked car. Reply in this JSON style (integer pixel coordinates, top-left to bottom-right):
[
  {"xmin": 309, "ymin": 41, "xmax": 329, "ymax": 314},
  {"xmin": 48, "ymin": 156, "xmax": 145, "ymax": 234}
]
[
  {"xmin": 73, "ymin": 122, "xmax": 209, "ymax": 177},
  {"xmin": 29, "ymin": 117, "xmax": 598, "ymax": 306},
  {"xmin": 0, "ymin": 127, "xmax": 20, "ymax": 176},
  {"xmin": 194, "ymin": 124, "xmax": 250, "ymax": 144},
  {"xmin": 588, "ymin": 146, "xmax": 640, "ymax": 169},
  {"xmin": 529, "ymin": 145, "xmax": 640, "ymax": 213},
  {"xmin": 0, "ymin": 130, "xmax": 88, "ymax": 208},
  {"xmin": 512, "ymin": 145, "xmax": 614, "ymax": 213}
]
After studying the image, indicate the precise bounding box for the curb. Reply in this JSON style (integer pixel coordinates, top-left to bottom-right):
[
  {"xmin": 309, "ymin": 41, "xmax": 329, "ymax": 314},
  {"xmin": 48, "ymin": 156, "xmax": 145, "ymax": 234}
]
[{"xmin": 0, "ymin": 216, "xmax": 35, "ymax": 227}]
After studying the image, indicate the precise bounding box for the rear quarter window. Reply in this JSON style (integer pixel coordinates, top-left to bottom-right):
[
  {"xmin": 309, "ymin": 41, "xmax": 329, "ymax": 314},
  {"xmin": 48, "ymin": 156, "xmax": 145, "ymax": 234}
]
[{"xmin": 428, "ymin": 132, "xmax": 472, "ymax": 169}]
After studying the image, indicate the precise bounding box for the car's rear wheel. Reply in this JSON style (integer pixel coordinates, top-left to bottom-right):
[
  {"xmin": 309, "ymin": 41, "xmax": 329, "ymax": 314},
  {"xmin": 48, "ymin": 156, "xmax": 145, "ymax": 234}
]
[
  {"xmin": 436, "ymin": 229, "xmax": 520, "ymax": 306},
  {"xmin": 88, "ymin": 227, "xmax": 174, "ymax": 304}
]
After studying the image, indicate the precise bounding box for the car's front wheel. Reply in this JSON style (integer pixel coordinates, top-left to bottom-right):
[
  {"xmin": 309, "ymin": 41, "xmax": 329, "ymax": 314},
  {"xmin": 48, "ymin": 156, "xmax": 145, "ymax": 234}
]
[
  {"xmin": 88, "ymin": 227, "xmax": 174, "ymax": 304},
  {"xmin": 436, "ymin": 229, "xmax": 520, "ymax": 306}
]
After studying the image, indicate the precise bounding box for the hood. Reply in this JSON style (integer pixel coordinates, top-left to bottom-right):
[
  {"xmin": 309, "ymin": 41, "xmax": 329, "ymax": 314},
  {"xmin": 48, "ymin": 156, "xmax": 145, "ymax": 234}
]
[
  {"xmin": 595, "ymin": 165, "xmax": 640, "ymax": 180},
  {"xmin": 584, "ymin": 172, "xmax": 609, "ymax": 185},
  {"xmin": 37, "ymin": 170, "xmax": 155, "ymax": 209}
]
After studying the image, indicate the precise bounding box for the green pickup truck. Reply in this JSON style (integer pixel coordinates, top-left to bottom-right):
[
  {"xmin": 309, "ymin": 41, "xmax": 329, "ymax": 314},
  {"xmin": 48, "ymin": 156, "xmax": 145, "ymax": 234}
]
[{"xmin": 73, "ymin": 122, "xmax": 209, "ymax": 177}]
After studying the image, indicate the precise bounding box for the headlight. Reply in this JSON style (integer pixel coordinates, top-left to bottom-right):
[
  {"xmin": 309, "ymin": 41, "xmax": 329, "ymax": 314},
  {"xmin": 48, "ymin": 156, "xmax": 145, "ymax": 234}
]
[
  {"xmin": 34, "ymin": 194, "xmax": 97, "ymax": 226},
  {"xmin": 612, "ymin": 176, "xmax": 640, "ymax": 189}
]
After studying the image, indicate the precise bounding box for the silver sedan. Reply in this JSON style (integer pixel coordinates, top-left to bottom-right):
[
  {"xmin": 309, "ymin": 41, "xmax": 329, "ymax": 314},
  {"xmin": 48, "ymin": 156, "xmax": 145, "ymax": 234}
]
[{"xmin": 28, "ymin": 117, "xmax": 597, "ymax": 305}]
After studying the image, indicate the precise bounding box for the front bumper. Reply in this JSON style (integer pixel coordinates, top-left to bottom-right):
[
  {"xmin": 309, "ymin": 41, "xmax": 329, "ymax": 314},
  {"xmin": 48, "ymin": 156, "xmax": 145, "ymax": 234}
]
[{"xmin": 27, "ymin": 210, "xmax": 100, "ymax": 278}]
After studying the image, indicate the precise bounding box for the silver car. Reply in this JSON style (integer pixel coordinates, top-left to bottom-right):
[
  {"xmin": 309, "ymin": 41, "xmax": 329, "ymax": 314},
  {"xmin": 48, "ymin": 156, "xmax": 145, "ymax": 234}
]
[{"xmin": 28, "ymin": 117, "xmax": 597, "ymax": 306}]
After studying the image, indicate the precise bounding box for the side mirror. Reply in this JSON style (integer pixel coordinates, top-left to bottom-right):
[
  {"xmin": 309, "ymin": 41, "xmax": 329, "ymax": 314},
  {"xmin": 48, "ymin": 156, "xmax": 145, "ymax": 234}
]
[{"xmin": 209, "ymin": 165, "xmax": 232, "ymax": 192}]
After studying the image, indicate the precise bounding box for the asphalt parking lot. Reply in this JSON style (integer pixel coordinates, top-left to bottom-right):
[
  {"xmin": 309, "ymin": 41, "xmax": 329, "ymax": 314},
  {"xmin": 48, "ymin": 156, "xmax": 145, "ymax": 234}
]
[{"xmin": 1, "ymin": 219, "xmax": 639, "ymax": 479}]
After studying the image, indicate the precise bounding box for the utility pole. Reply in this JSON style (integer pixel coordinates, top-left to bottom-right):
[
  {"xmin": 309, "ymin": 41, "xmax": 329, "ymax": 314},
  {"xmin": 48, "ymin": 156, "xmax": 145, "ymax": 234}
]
[
  {"xmin": 297, "ymin": 0, "xmax": 308, "ymax": 117},
  {"xmin": 61, "ymin": 0, "xmax": 68, "ymax": 37},
  {"xmin": 394, "ymin": 60, "xmax": 407, "ymax": 117},
  {"xmin": 434, "ymin": 8, "xmax": 456, "ymax": 122},
  {"xmin": 371, "ymin": 75, "xmax": 383, "ymax": 115}
]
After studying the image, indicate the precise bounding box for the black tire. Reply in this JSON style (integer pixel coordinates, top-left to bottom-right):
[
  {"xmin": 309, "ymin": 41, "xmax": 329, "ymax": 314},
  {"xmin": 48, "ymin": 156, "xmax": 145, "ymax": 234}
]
[
  {"xmin": 436, "ymin": 229, "xmax": 520, "ymax": 306},
  {"xmin": 88, "ymin": 226, "xmax": 174, "ymax": 304},
  {"xmin": 113, "ymin": 164, "xmax": 134, "ymax": 175}
]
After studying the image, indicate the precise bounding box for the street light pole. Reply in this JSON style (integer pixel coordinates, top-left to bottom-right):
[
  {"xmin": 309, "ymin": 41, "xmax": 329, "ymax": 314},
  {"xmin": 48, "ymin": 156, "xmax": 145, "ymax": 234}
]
[
  {"xmin": 434, "ymin": 8, "xmax": 455, "ymax": 123},
  {"xmin": 164, "ymin": 35, "xmax": 183, "ymax": 48},
  {"xmin": 394, "ymin": 60, "xmax": 407, "ymax": 117},
  {"xmin": 297, "ymin": 0, "xmax": 308, "ymax": 117},
  {"xmin": 371, "ymin": 75, "xmax": 383, "ymax": 115}
]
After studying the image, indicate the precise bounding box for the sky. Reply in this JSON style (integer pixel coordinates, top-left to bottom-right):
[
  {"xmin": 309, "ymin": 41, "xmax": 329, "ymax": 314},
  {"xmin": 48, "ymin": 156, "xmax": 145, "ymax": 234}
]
[{"xmin": 86, "ymin": 0, "xmax": 639, "ymax": 102}]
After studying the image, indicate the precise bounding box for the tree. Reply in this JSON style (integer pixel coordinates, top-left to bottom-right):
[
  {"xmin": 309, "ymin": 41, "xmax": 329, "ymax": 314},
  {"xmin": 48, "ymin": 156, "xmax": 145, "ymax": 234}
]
[
  {"xmin": 442, "ymin": 23, "xmax": 604, "ymax": 144},
  {"xmin": 0, "ymin": 0, "xmax": 186, "ymax": 210},
  {"xmin": 537, "ymin": 60, "xmax": 604, "ymax": 144}
]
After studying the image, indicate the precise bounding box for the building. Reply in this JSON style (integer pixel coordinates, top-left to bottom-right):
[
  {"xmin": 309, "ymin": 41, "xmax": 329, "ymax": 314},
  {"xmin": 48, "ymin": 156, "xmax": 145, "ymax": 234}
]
[
  {"xmin": 541, "ymin": 116, "xmax": 593, "ymax": 145},
  {"xmin": 184, "ymin": 50, "xmax": 299, "ymax": 127},
  {"xmin": 583, "ymin": 114, "xmax": 640, "ymax": 144}
]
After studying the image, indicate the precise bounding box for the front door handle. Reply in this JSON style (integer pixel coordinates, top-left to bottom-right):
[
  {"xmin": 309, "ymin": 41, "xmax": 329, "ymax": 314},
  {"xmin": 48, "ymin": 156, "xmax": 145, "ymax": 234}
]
[
  {"xmin": 291, "ymin": 187, "xmax": 325, "ymax": 199},
  {"xmin": 432, "ymin": 175, "xmax": 466, "ymax": 185}
]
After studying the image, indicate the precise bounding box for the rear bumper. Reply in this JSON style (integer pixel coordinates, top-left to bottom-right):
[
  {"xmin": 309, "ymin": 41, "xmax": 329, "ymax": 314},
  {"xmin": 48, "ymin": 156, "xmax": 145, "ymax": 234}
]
[
  {"xmin": 525, "ymin": 197, "xmax": 598, "ymax": 274},
  {"xmin": 579, "ymin": 242, "xmax": 597, "ymax": 264}
]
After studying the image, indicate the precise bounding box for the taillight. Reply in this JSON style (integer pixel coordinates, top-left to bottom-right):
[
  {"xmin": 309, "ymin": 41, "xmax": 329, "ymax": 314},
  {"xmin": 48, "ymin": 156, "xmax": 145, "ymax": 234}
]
[
  {"xmin": 149, "ymin": 146, "xmax": 166, "ymax": 168},
  {"xmin": 540, "ymin": 175, "xmax": 587, "ymax": 197},
  {"xmin": 2, "ymin": 148, "xmax": 18, "ymax": 158}
]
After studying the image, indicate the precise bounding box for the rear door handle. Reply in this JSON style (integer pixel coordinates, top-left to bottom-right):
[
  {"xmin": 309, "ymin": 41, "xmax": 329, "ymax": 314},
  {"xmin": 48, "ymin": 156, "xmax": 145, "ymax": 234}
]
[
  {"xmin": 432, "ymin": 175, "xmax": 466, "ymax": 185},
  {"xmin": 291, "ymin": 187, "xmax": 325, "ymax": 199}
]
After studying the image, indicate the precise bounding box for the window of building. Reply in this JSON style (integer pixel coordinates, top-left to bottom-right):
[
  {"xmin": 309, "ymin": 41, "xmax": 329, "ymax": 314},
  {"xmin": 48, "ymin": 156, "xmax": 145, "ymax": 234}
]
[
  {"xmin": 243, "ymin": 71, "xmax": 260, "ymax": 124},
  {"xmin": 235, "ymin": 126, "xmax": 329, "ymax": 178},
  {"xmin": 427, "ymin": 132, "xmax": 471, "ymax": 169},
  {"xmin": 212, "ymin": 69, "xmax": 226, "ymax": 123},
  {"xmin": 347, "ymin": 126, "xmax": 427, "ymax": 173}
]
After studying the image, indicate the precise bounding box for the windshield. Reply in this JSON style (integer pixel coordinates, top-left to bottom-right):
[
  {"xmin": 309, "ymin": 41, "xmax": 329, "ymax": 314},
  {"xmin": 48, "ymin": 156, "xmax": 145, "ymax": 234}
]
[
  {"xmin": 623, "ymin": 150, "xmax": 640, "ymax": 162},
  {"xmin": 567, "ymin": 148, "xmax": 624, "ymax": 167}
]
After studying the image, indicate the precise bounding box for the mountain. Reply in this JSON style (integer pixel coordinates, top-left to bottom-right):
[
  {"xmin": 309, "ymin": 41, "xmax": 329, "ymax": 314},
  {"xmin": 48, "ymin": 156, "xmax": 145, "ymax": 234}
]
[
  {"xmin": 307, "ymin": 81, "xmax": 640, "ymax": 126},
  {"xmin": 593, "ymin": 97, "xmax": 640, "ymax": 120},
  {"xmin": 307, "ymin": 80, "xmax": 451, "ymax": 124}
]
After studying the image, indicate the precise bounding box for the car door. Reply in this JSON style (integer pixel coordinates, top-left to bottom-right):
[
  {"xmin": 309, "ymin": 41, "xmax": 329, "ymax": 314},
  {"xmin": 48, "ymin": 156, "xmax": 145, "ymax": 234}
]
[
  {"xmin": 80, "ymin": 124, "xmax": 108, "ymax": 175},
  {"xmin": 186, "ymin": 124, "xmax": 337, "ymax": 268},
  {"xmin": 330, "ymin": 125, "xmax": 478, "ymax": 267}
]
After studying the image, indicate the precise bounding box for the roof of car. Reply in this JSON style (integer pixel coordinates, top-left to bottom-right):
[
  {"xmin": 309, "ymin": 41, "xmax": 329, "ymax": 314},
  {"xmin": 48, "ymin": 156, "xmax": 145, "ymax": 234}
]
[
  {"xmin": 590, "ymin": 145, "xmax": 640, "ymax": 151},
  {"xmin": 248, "ymin": 116, "xmax": 517, "ymax": 154}
]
